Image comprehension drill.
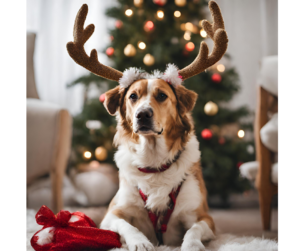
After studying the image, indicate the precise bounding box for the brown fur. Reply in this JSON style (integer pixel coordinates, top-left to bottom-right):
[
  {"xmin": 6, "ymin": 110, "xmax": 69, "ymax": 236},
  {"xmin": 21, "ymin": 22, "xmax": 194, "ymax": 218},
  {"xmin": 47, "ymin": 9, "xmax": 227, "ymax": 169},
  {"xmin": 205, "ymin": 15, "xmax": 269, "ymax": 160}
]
[{"xmin": 191, "ymin": 162, "xmax": 216, "ymax": 233}]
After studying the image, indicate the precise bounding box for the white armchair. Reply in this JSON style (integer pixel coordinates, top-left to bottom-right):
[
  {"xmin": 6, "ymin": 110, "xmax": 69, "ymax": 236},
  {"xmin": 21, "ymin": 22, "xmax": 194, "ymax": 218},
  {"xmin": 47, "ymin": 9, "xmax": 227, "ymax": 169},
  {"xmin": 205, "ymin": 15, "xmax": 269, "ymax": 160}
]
[{"xmin": 27, "ymin": 32, "xmax": 72, "ymax": 213}]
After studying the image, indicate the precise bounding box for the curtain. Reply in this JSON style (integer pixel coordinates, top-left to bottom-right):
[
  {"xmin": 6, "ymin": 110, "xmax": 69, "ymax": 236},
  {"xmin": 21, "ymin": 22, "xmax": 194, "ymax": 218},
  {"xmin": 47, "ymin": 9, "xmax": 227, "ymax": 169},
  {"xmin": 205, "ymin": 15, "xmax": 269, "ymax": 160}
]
[
  {"xmin": 211, "ymin": 0, "xmax": 278, "ymax": 111},
  {"xmin": 27, "ymin": 0, "xmax": 116, "ymax": 115}
]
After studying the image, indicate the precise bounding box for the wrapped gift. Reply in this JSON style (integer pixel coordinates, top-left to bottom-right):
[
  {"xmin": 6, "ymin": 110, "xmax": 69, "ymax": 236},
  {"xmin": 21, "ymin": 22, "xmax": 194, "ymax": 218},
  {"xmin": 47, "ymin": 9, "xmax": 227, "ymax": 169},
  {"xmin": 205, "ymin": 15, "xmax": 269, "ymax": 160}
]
[{"xmin": 31, "ymin": 205, "xmax": 121, "ymax": 251}]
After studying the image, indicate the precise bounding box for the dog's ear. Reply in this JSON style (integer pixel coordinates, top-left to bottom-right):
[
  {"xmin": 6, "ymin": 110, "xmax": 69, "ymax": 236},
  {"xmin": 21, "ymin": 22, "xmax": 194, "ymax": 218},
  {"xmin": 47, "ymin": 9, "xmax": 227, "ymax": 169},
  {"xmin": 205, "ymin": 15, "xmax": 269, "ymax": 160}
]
[
  {"xmin": 104, "ymin": 86, "xmax": 123, "ymax": 115},
  {"xmin": 175, "ymin": 85, "xmax": 198, "ymax": 116}
]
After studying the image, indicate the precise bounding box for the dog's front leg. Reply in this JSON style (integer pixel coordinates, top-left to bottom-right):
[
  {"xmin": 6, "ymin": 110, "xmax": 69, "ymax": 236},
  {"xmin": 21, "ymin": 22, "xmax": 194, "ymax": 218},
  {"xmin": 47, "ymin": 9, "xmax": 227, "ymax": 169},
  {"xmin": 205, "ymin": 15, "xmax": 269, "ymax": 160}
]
[
  {"xmin": 101, "ymin": 211, "xmax": 155, "ymax": 251},
  {"xmin": 181, "ymin": 220, "xmax": 215, "ymax": 251}
]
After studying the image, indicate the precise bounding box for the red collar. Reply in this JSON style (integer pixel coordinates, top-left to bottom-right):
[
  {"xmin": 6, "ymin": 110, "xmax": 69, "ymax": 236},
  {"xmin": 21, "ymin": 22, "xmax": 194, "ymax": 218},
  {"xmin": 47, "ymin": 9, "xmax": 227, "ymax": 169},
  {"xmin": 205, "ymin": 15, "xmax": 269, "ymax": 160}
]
[
  {"xmin": 138, "ymin": 164, "xmax": 171, "ymax": 173},
  {"xmin": 137, "ymin": 150, "xmax": 183, "ymax": 174}
]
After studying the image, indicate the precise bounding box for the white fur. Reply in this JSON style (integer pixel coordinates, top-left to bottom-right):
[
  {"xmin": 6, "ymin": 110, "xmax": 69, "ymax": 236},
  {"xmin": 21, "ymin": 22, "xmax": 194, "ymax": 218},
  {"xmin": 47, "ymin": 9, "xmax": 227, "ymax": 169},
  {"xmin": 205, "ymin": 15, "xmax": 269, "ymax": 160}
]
[
  {"xmin": 181, "ymin": 221, "xmax": 215, "ymax": 251},
  {"xmin": 101, "ymin": 213, "xmax": 155, "ymax": 251},
  {"xmin": 36, "ymin": 227, "xmax": 55, "ymax": 246},
  {"xmin": 114, "ymin": 134, "xmax": 200, "ymax": 213},
  {"xmin": 161, "ymin": 64, "xmax": 183, "ymax": 87},
  {"xmin": 119, "ymin": 67, "xmax": 143, "ymax": 88},
  {"xmin": 119, "ymin": 64, "xmax": 182, "ymax": 89}
]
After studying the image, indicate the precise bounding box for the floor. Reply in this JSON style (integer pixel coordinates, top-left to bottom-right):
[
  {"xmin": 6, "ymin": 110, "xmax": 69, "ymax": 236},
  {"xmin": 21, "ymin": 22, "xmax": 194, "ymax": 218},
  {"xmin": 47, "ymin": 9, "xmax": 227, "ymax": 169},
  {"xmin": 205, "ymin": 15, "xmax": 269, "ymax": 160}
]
[
  {"xmin": 65, "ymin": 206, "xmax": 278, "ymax": 240},
  {"xmin": 210, "ymin": 208, "xmax": 278, "ymax": 240}
]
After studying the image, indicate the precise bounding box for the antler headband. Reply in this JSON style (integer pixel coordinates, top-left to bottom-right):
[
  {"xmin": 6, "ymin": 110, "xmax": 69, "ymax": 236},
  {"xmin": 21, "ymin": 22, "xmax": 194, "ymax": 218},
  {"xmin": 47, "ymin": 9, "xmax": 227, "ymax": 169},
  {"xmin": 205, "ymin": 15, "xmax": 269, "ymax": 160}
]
[{"xmin": 67, "ymin": 1, "xmax": 228, "ymax": 88}]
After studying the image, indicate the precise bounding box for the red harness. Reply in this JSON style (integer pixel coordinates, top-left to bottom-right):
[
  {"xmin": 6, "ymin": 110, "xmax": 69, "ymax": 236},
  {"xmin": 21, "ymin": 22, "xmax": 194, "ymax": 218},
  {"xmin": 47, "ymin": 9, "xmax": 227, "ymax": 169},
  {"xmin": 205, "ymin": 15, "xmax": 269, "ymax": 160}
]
[
  {"xmin": 138, "ymin": 185, "xmax": 181, "ymax": 234},
  {"xmin": 137, "ymin": 165, "xmax": 183, "ymax": 245}
]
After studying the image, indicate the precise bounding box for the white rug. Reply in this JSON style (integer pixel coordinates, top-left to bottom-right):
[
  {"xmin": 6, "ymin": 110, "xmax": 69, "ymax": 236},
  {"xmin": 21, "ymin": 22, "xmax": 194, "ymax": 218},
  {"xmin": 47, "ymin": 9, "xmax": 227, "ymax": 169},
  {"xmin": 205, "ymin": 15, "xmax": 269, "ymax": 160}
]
[{"xmin": 27, "ymin": 209, "xmax": 278, "ymax": 251}]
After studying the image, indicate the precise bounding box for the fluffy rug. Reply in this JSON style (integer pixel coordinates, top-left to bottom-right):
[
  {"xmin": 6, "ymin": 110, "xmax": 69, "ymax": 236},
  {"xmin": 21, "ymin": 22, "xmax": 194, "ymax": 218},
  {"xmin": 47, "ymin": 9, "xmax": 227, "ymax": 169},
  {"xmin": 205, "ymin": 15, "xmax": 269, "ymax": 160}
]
[{"xmin": 27, "ymin": 209, "xmax": 277, "ymax": 251}]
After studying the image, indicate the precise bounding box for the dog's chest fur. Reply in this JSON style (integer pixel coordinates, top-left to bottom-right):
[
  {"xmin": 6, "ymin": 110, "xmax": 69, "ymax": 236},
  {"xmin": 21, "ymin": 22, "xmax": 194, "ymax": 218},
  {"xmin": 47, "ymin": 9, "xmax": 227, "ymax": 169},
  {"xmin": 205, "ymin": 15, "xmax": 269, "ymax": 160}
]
[{"xmin": 114, "ymin": 134, "xmax": 202, "ymax": 214}]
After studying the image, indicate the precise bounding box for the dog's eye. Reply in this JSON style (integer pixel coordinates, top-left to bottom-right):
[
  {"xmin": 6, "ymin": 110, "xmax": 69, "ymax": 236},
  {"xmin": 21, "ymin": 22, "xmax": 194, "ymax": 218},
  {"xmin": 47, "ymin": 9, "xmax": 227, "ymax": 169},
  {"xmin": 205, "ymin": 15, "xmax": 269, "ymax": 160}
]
[
  {"xmin": 157, "ymin": 93, "xmax": 168, "ymax": 102},
  {"xmin": 129, "ymin": 93, "xmax": 138, "ymax": 101}
]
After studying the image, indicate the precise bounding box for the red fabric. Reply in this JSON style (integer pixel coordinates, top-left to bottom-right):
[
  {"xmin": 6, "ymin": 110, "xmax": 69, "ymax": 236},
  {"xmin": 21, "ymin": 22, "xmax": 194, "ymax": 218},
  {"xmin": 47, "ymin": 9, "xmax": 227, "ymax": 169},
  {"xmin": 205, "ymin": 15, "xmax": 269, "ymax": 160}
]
[
  {"xmin": 138, "ymin": 164, "xmax": 171, "ymax": 173},
  {"xmin": 139, "ymin": 184, "xmax": 182, "ymax": 233},
  {"xmin": 31, "ymin": 205, "xmax": 122, "ymax": 251}
]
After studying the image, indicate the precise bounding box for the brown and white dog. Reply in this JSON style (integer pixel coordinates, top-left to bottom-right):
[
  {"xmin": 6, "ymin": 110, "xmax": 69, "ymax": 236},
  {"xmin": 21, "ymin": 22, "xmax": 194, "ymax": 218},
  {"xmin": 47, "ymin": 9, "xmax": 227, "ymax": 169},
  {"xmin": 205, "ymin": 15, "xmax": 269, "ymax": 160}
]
[
  {"xmin": 66, "ymin": 1, "xmax": 228, "ymax": 250},
  {"xmin": 101, "ymin": 79, "xmax": 215, "ymax": 250}
]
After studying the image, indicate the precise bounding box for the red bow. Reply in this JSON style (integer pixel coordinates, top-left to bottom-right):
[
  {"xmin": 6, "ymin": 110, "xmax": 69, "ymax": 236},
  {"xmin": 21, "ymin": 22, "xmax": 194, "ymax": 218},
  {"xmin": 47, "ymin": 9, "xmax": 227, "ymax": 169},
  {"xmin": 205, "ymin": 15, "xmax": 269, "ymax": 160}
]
[
  {"xmin": 36, "ymin": 206, "xmax": 71, "ymax": 227},
  {"xmin": 31, "ymin": 206, "xmax": 121, "ymax": 251}
]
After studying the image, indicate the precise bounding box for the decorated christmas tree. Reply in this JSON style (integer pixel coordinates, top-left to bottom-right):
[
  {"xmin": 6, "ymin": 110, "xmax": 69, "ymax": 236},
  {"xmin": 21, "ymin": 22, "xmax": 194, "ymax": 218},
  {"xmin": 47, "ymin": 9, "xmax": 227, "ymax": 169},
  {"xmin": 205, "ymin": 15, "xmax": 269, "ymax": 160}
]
[{"xmin": 68, "ymin": 0, "xmax": 255, "ymax": 206}]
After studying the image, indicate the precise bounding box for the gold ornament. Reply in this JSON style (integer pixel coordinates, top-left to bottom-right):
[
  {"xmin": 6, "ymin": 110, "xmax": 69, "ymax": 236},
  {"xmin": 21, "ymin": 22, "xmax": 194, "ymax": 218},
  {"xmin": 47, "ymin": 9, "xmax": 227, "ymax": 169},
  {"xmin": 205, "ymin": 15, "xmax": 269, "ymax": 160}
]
[
  {"xmin": 210, "ymin": 125, "xmax": 220, "ymax": 134},
  {"xmin": 143, "ymin": 54, "xmax": 155, "ymax": 66},
  {"xmin": 134, "ymin": 0, "xmax": 143, "ymax": 7},
  {"xmin": 124, "ymin": 44, "xmax": 136, "ymax": 57},
  {"xmin": 175, "ymin": 0, "xmax": 187, "ymax": 7},
  {"xmin": 204, "ymin": 101, "xmax": 218, "ymax": 116},
  {"xmin": 95, "ymin": 146, "xmax": 107, "ymax": 161}
]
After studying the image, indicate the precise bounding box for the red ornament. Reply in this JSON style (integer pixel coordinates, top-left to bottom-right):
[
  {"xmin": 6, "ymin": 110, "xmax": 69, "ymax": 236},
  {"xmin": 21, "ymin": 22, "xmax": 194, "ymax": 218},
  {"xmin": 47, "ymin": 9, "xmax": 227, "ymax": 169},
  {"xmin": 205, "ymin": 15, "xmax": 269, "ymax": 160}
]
[
  {"xmin": 153, "ymin": 0, "xmax": 167, "ymax": 6},
  {"xmin": 110, "ymin": 35, "xmax": 114, "ymax": 41},
  {"xmin": 99, "ymin": 93, "xmax": 106, "ymax": 103},
  {"xmin": 237, "ymin": 161, "xmax": 243, "ymax": 169},
  {"xmin": 115, "ymin": 20, "xmax": 123, "ymax": 29},
  {"xmin": 144, "ymin": 21, "xmax": 154, "ymax": 32},
  {"xmin": 185, "ymin": 42, "xmax": 195, "ymax": 52},
  {"xmin": 211, "ymin": 73, "xmax": 222, "ymax": 83},
  {"xmin": 201, "ymin": 129, "xmax": 213, "ymax": 140},
  {"xmin": 218, "ymin": 137, "xmax": 225, "ymax": 145},
  {"xmin": 106, "ymin": 47, "xmax": 114, "ymax": 56},
  {"xmin": 30, "ymin": 205, "xmax": 121, "ymax": 251}
]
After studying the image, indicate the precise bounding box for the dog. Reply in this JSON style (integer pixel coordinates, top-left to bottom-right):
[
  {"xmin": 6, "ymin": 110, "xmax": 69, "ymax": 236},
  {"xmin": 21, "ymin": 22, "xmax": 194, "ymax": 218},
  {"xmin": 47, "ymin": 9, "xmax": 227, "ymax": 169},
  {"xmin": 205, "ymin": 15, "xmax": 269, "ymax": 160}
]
[
  {"xmin": 66, "ymin": 1, "xmax": 228, "ymax": 250},
  {"xmin": 100, "ymin": 78, "xmax": 215, "ymax": 250}
]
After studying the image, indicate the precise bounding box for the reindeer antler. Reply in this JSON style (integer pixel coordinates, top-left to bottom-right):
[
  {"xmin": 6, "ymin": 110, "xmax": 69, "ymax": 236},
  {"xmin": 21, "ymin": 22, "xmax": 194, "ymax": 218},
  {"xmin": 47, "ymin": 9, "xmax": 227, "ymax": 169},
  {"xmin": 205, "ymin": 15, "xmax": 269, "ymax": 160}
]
[
  {"xmin": 178, "ymin": 1, "xmax": 228, "ymax": 80},
  {"xmin": 67, "ymin": 4, "xmax": 123, "ymax": 82}
]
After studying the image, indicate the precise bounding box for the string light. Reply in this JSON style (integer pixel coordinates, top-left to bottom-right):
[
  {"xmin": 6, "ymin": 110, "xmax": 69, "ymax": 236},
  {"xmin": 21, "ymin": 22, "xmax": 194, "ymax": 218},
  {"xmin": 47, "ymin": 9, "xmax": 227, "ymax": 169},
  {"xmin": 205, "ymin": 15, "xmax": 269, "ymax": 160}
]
[
  {"xmin": 174, "ymin": 11, "xmax": 181, "ymax": 18},
  {"xmin": 237, "ymin": 130, "xmax": 245, "ymax": 138},
  {"xmin": 217, "ymin": 64, "xmax": 225, "ymax": 72},
  {"xmin": 138, "ymin": 41, "xmax": 146, "ymax": 50},
  {"xmin": 185, "ymin": 22, "xmax": 194, "ymax": 32},
  {"xmin": 83, "ymin": 151, "xmax": 92, "ymax": 159},
  {"xmin": 144, "ymin": 21, "xmax": 154, "ymax": 32},
  {"xmin": 183, "ymin": 31, "xmax": 191, "ymax": 41},
  {"xmin": 200, "ymin": 28, "xmax": 207, "ymax": 38},
  {"xmin": 157, "ymin": 10, "xmax": 164, "ymax": 19},
  {"xmin": 125, "ymin": 9, "xmax": 133, "ymax": 16}
]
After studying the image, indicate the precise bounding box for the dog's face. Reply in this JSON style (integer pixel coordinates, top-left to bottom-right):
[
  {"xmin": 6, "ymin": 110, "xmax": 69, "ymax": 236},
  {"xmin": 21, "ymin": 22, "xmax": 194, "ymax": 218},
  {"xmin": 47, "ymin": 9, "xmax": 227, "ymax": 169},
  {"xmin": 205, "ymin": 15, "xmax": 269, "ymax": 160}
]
[{"xmin": 104, "ymin": 79, "xmax": 197, "ymax": 144}]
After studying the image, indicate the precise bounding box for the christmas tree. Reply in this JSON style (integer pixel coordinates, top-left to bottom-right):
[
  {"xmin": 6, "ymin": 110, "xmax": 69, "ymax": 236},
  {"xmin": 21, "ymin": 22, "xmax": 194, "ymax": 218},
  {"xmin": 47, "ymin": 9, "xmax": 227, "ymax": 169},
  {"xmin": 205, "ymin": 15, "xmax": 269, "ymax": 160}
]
[{"xmin": 68, "ymin": 0, "xmax": 254, "ymax": 206}]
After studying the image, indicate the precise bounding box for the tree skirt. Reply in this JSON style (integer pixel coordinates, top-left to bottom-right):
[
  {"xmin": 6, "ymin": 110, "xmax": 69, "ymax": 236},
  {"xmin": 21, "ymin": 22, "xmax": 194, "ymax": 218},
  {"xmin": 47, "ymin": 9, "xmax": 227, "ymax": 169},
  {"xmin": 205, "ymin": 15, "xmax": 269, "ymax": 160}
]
[{"xmin": 27, "ymin": 209, "xmax": 277, "ymax": 251}]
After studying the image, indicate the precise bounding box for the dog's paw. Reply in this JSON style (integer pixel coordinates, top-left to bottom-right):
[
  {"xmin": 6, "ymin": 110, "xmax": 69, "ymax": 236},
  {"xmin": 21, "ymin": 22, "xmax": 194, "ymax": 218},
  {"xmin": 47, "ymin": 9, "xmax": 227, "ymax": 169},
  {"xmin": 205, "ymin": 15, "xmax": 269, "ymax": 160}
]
[
  {"xmin": 181, "ymin": 239, "xmax": 205, "ymax": 251},
  {"xmin": 128, "ymin": 240, "xmax": 155, "ymax": 251},
  {"xmin": 126, "ymin": 233, "xmax": 155, "ymax": 251}
]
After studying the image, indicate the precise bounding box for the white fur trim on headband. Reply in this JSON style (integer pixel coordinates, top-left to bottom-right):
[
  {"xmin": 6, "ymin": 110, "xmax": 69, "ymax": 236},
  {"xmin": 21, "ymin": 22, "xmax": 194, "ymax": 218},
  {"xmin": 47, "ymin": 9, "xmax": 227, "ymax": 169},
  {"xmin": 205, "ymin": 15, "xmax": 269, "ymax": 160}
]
[
  {"xmin": 162, "ymin": 63, "xmax": 183, "ymax": 87},
  {"xmin": 119, "ymin": 67, "xmax": 142, "ymax": 88},
  {"xmin": 119, "ymin": 64, "xmax": 182, "ymax": 88}
]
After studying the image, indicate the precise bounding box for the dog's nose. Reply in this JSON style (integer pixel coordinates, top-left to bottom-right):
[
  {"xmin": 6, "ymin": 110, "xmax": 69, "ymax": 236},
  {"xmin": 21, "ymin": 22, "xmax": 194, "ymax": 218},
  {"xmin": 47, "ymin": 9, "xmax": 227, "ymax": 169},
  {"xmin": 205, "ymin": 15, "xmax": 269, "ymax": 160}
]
[{"xmin": 136, "ymin": 108, "xmax": 153, "ymax": 120}]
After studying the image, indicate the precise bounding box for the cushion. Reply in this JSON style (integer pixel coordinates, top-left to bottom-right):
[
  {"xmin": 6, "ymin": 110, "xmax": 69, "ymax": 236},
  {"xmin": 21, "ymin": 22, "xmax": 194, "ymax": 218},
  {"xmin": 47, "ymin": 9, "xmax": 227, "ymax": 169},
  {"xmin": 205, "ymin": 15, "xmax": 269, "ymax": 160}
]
[
  {"xmin": 260, "ymin": 113, "xmax": 278, "ymax": 152},
  {"xmin": 74, "ymin": 170, "xmax": 118, "ymax": 206},
  {"xmin": 27, "ymin": 32, "xmax": 39, "ymax": 99},
  {"xmin": 258, "ymin": 55, "xmax": 278, "ymax": 96},
  {"xmin": 240, "ymin": 161, "xmax": 278, "ymax": 184}
]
